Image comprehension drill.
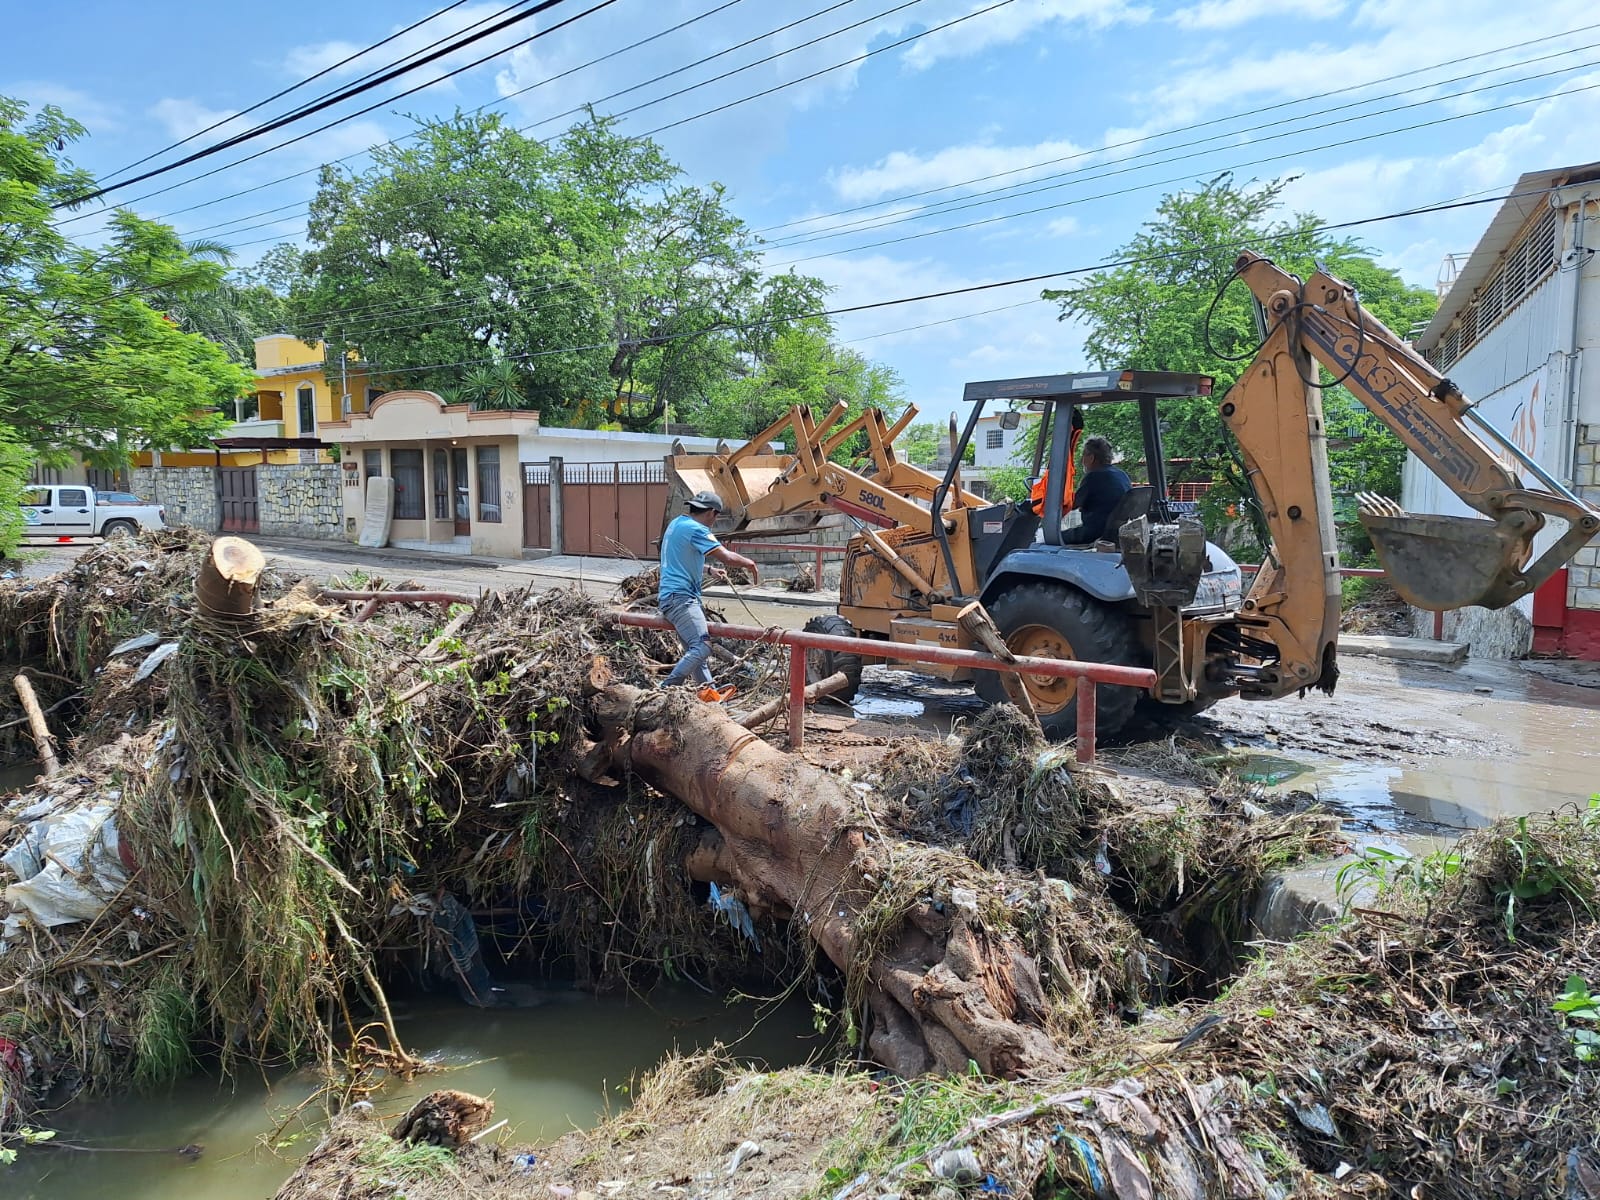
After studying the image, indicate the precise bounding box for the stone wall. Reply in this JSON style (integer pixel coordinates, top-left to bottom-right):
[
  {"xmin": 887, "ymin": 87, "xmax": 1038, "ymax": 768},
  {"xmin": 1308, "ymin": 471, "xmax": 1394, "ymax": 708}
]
[
  {"xmin": 1570, "ymin": 431, "xmax": 1600, "ymax": 611},
  {"xmin": 258, "ymin": 463, "xmax": 344, "ymax": 540},
  {"xmin": 1410, "ymin": 603, "xmax": 1533, "ymax": 659},
  {"xmin": 131, "ymin": 467, "xmax": 218, "ymax": 530}
]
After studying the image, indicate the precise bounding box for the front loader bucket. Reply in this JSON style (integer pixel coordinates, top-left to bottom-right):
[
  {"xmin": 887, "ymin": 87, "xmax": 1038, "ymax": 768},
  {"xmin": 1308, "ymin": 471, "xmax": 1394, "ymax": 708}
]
[
  {"xmin": 1360, "ymin": 510, "xmax": 1533, "ymax": 611},
  {"xmin": 664, "ymin": 453, "xmax": 828, "ymax": 539}
]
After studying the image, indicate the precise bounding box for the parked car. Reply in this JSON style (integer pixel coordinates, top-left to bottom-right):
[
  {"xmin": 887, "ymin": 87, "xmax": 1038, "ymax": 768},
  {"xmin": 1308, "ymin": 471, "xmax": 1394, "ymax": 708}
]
[{"xmin": 19, "ymin": 485, "xmax": 166, "ymax": 542}]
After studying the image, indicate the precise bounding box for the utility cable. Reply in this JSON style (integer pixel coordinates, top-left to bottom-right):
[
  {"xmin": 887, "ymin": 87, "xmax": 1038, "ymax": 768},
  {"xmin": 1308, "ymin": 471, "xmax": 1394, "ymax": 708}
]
[
  {"xmin": 96, "ymin": 0, "xmax": 480, "ymax": 181},
  {"xmin": 749, "ymin": 20, "xmax": 1600, "ymax": 236},
  {"xmin": 56, "ymin": 0, "xmax": 578, "ymax": 208},
  {"xmin": 314, "ymin": 185, "xmax": 1551, "ymax": 382}
]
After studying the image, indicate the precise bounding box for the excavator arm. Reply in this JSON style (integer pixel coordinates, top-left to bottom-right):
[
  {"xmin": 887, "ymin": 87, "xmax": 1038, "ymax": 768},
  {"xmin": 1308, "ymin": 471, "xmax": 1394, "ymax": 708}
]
[{"xmin": 1223, "ymin": 251, "xmax": 1600, "ymax": 698}]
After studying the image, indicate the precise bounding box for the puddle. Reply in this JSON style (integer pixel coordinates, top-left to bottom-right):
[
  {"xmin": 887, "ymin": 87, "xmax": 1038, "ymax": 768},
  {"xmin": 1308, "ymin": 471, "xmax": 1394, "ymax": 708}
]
[{"xmin": 5, "ymin": 986, "xmax": 817, "ymax": 1200}]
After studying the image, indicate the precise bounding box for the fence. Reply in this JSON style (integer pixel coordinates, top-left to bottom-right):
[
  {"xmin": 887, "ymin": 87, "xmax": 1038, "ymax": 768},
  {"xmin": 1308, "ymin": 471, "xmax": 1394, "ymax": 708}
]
[
  {"xmin": 610, "ymin": 610, "xmax": 1156, "ymax": 765},
  {"xmin": 522, "ymin": 459, "xmax": 669, "ymax": 559}
]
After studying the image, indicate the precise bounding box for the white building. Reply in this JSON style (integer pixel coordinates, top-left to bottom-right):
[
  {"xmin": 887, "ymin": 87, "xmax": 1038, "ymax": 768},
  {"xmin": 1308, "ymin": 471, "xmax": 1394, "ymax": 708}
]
[
  {"xmin": 1406, "ymin": 162, "xmax": 1600, "ymax": 659},
  {"xmin": 971, "ymin": 411, "xmax": 1039, "ymax": 467}
]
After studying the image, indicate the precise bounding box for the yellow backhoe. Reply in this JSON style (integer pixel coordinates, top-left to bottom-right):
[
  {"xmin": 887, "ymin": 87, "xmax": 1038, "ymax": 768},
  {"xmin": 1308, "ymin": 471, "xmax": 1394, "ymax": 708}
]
[{"xmin": 667, "ymin": 253, "xmax": 1600, "ymax": 739}]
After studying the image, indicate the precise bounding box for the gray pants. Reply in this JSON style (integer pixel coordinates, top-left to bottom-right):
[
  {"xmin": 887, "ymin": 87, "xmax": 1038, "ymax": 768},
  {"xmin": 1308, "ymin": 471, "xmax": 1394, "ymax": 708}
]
[{"xmin": 661, "ymin": 592, "xmax": 714, "ymax": 686}]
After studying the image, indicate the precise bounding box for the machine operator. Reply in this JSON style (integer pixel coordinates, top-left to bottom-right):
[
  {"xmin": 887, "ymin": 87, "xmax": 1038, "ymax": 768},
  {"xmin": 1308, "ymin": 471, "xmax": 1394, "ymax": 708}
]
[{"xmin": 1062, "ymin": 435, "xmax": 1131, "ymax": 545}]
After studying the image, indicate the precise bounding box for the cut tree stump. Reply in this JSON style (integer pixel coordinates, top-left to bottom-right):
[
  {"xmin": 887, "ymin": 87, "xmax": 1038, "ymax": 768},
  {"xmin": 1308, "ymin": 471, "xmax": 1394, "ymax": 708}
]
[
  {"xmin": 586, "ymin": 661, "xmax": 1063, "ymax": 1079},
  {"xmin": 196, "ymin": 536, "xmax": 266, "ymax": 624}
]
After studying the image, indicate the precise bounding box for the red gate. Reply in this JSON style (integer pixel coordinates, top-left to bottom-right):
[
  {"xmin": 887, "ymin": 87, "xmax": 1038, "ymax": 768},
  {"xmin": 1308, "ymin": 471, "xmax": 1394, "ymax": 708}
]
[{"xmin": 522, "ymin": 461, "xmax": 668, "ymax": 558}]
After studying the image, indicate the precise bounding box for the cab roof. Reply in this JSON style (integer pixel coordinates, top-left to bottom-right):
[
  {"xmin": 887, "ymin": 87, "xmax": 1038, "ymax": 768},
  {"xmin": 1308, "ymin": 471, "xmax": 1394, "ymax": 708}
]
[{"xmin": 962, "ymin": 369, "xmax": 1214, "ymax": 405}]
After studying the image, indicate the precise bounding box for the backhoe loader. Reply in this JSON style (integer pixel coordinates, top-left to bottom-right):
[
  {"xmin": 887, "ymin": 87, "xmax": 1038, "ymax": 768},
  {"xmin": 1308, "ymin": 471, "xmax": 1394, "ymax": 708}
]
[{"xmin": 667, "ymin": 252, "xmax": 1600, "ymax": 740}]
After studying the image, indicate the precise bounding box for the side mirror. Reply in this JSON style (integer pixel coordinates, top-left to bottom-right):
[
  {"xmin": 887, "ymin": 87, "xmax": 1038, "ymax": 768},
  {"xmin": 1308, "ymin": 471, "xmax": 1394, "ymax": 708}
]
[{"xmin": 999, "ymin": 410, "xmax": 1021, "ymax": 430}]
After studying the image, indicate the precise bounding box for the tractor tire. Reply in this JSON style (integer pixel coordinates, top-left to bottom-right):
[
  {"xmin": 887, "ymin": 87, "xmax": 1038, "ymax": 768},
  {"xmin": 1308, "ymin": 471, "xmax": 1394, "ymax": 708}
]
[
  {"xmin": 802, "ymin": 613, "xmax": 864, "ymax": 703},
  {"xmin": 101, "ymin": 519, "xmax": 138, "ymax": 540},
  {"xmin": 974, "ymin": 582, "xmax": 1142, "ymax": 742}
]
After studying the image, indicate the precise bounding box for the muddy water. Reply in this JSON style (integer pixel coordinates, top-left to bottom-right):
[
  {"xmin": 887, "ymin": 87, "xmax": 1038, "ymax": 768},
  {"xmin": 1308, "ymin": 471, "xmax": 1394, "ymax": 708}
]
[{"xmin": 6, "ymin": 988, "xmax": 818, "ymax": 1200}]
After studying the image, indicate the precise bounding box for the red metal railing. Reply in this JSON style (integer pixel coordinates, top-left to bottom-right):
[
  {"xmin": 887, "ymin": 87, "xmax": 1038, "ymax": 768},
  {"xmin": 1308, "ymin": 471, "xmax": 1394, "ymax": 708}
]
[{"xmin": 609, "ymin": 610, "xmax": 1157, "ymax": 765}]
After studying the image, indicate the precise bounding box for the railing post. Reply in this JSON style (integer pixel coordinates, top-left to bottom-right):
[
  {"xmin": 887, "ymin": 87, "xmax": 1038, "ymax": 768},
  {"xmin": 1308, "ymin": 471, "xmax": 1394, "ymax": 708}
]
[
  {"xmin": 787, "ymin": 646, "xmax": 807, "ymax": 750},
  {"xmin": 1075, "ymin": 681, "xmax": 1097, "ymax": 766},
  {"xmin": 548, "ymin": 456, "xmax": 564, "ymax": 557},
  {"xmin": 1432, "ymin": 609, "xmax": 1444, "ymax": 641}
]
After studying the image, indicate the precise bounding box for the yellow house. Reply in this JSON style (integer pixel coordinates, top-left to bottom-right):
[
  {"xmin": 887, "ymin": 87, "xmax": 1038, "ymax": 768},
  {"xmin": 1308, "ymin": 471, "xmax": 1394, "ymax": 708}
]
[{"xmin": 134, "ymin": 335, "xmax": 380, "ymax": 468}]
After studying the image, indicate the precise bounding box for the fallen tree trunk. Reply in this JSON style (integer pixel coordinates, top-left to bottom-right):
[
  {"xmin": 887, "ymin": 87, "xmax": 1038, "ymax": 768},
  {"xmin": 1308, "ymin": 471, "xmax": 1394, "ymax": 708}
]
[
  {"xmin": 586, "ymin": 663, "xmax": 1063, "ymax": 1079},
  {"xmin": 13, "ymin": 673, "xmax": 60, "ymax": 777}
]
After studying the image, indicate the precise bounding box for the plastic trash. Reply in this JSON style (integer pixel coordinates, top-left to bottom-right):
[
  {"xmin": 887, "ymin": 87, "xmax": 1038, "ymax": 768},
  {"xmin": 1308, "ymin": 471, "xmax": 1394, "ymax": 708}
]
[
  {"xmin": 109, "ymin": 631, "xmax": 162, "ymax": 657},
  {"xmin": 513, "ymin": 1152, "xmax": 539, "ymax": 1173},
  {"xmin": 2, "ymin": 804, "xmax": 128, "ymax": 928},
  {"xmin": 708, "ymin": 881, "xmax": 761, "ymax": 951},
  {"xmin": 726, "ymin": 1139, "xmax": 762, "ymax": 1174},
  {"xmin": 132, "ymin": 642, "xmax": 180, "ymax": 683},
  {"xmin": 933, "ymin": 1148, "xmax": 982, "ymax": 1184}
]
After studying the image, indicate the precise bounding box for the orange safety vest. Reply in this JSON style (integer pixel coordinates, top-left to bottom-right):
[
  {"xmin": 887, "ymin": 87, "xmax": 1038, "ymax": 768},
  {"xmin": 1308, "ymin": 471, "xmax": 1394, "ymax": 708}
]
[{"xmin": 1029, "ymin": 427, "xmax": 1082, "ymax": 513}]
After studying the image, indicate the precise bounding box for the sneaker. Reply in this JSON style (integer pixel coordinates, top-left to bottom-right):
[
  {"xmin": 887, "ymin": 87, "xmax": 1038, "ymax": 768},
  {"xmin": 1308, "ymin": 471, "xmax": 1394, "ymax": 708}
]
[{"xmin": 698, "ymin": 684, "xmax": 737, "ymax": 703}]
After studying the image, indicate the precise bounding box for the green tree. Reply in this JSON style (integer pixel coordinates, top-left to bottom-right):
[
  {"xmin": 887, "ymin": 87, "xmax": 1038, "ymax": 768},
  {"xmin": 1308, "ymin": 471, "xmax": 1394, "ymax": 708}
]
[
  {"xmin": 291, "ymin": 111, "xmax": 828, "ymax": 430},
  {"xmin": 897, "ymin": 421, "xmax": 975, "ymax": 467},
  {"xmin": 1, "ymin": 97, "xmax": 249, "ymax": 543},
  {"xmin": 687, "ymin": 320, "xmax": 903, "ymax": 457},
  {"xmin": 1042, "ymin": 175, "xmax": 1435, "ymax": 548},
  {"xmin": 163, "ymin": 243, "xmax": 304, "ymax": 365}
]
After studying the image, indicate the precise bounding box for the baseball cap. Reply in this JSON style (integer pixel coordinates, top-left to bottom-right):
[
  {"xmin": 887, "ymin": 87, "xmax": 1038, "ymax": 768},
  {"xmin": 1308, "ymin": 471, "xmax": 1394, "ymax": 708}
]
[{"xmin": 687, "ymin": 491, "xmax": 725, "ymax": 512}]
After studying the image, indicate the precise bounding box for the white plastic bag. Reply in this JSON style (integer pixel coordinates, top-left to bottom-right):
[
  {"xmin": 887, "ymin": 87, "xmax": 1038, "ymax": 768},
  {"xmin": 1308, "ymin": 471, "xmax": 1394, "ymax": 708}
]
[{"xmin": 2, "ymin": 804, "xmax": 128, "ymax": 927}]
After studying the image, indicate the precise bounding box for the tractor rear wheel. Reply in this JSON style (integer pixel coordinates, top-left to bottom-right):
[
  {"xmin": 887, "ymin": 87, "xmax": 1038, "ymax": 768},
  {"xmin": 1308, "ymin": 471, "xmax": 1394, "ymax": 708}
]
[
  {"xmin": 974, "ymin": 582, "xmax": 1143, "ymax": 741},
  {"xmin": 802, "ymin": 613, "xmax": 864, "ymax": 703}
]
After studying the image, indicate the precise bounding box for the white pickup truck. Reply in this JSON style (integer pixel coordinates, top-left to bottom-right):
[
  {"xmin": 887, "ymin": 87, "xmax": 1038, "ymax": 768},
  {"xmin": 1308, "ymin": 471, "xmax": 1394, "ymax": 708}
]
[{"xmin": 20, "ymin": 485, "xmax": 167, "ymax": 543}]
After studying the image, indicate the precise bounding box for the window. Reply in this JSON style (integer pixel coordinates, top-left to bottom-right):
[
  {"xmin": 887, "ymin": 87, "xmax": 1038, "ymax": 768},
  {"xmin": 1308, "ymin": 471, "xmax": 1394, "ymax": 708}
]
[
  {"xmin": 985, "ymin": 429, "xmax": 1004, "ymax": 450},
  {"xmin": 234, "ymin": 393, "xmax": 260, "ymax": 422},
  {"xmin": 391, "ymin": 449, "xmax": 425, "ymax": 520},
  {"xmin": 476, "ymin": 445, "xmax": 502, "ymax": 523},
  {"xmin": 20, "ymin": 488, "xmax": 47, "ymax": 507},
  {"xmin": 366, "ymin": 386, "xmax": 383, "ymax": 410},
  {"xmin": 432, "ymin": 448, "xmax": 450, "ymax": 519},
  {"xmin": 296, "ymin": 383, "xmax": 316, "ymax": 434},
  {"xmin": 363, "ymin": 449, "xmax": 382, "ymax": 481},
  {"xmin": 58, "ymin": 488, "xmax": 89, "ymax": 508}
]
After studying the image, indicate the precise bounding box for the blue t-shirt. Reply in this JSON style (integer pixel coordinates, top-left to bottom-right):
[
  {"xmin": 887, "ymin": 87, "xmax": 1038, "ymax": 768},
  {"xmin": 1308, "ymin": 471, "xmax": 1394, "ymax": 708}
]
[{"xmin": 659, "ymin": 514, "xmax": 721, "ymax": 599}]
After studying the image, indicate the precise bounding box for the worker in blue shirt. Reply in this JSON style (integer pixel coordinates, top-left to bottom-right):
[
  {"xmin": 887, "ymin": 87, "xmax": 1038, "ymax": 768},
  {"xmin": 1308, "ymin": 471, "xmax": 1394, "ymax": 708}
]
[
  {"xmin": 659, "ymin": 491, "xmax": 760, "ymax": 701},
  {"xmin": 1063, "ymin": 435, "xmax": 1132, "ymax": 545}
]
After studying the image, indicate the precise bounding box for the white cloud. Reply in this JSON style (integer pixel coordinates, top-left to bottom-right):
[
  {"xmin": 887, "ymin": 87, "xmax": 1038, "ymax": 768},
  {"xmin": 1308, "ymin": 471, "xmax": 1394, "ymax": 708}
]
[
  {"xmin": 148, "ymin": 97, "xmax": 240, "ymax": 140},
  {"xmin": 1045, "ymin": 215, "xmax": 1080, "ymax": 236},
  {"xmin": 7, "ymin": 81, "xmax": 121, "ymax": 132},
  {"xmin": 902, "ymin": 0, "xmax": 1151, "ymax": 71},
  {"xmin": 830, "ymin": 137, "xmax": 1089, "ymax": 202},
  {"xmin": 1172, "ymin": 0, "xmax": 1344, "ymax": 29},
  {"xmin": 283, "ymin": 3, "xmax": 527, "ymax": 95}
]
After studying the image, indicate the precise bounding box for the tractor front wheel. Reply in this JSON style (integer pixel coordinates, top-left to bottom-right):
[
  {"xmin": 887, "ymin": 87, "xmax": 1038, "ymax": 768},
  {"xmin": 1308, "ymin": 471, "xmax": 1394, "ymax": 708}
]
[
  {"xmin": 801, "ymin": 613, "xmax": 864, "ymax": 703},
  {"xmin": 974, "ymin": 582, "xmax": 1143, "ymax": 741}
]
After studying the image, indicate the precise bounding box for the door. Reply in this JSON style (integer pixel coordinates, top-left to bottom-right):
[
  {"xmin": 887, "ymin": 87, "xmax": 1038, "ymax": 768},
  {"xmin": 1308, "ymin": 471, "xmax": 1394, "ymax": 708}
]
[
  {"xmin": 451, "ymin": 448, "xmax": 470, "ymax": 535},
  {"xmin": 219, "ymin": 468, "xmax": 260, "ymax": 533},
  {"xmin": 36, "ymin": 485, "xmax": 95, "ymax": 539}
]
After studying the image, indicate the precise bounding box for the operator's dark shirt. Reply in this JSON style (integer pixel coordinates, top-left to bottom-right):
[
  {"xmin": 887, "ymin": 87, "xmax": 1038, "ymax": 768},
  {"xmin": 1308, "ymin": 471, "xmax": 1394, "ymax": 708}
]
[{"xmin": 1062, "ymin": 465, "xmax": 1132, "ymax": 545}]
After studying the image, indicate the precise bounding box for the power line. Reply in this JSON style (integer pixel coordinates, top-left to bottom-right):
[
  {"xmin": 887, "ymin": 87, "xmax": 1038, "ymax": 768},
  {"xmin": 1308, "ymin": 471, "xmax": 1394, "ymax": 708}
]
[
  {"xmin": 97, "ymin": 0, "xmax": 480, "ymax": 181},
  {"xmin": 166, "ymin": 0, "xmax": 905, "ymax": 246},
  {"xmin": 55, "ymin": 0, "xmax": 881, "ymax": 228},
  {"xmin": 324, "ymin": 184, "xmax": 1549, "ymax": 382},
  {"xmin": 757, "ymin": 36, "xmax": 1600, "ymax": 246},
  {"xmin": 60, "ymin": 0, "xmax": 570, "ymax": 207},
  {"xmin": 749, "ymin": 20, "xmax": 1600, "ymax": 237},
  {"xmin": 764, "ymin": 77, "xmax": 1600, "ymax": 268},
  {"xmin": 238, "ymin": 59, "xmax": 1597, "ymax": 333}
]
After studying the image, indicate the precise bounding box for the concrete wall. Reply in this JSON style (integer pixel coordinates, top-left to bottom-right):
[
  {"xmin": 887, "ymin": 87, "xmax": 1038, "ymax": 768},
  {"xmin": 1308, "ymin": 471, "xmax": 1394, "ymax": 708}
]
[
  {"xmin": 131, "ymin": 466, "xmax": 218, "ymax": 530},
  {"xmin": 521, "ymin": 426, "xmax": 723, "ymax": 463},
  {"xmin": 259, "ymin": 463, "xmax": 343, "ymax": 539}
]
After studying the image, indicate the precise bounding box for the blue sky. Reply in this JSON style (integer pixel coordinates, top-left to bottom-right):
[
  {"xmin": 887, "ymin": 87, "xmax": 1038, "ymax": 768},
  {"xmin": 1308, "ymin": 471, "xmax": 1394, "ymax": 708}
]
[{"xmin": 9, "ymin": 0, "xmax": 1600, "ymax": 424}]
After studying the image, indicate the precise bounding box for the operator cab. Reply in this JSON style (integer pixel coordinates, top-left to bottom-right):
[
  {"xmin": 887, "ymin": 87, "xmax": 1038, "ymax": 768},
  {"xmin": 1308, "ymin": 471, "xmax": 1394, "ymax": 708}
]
[{"xmin": 935, "ymin": 369, "xmax": 1241, "ymax": 616}]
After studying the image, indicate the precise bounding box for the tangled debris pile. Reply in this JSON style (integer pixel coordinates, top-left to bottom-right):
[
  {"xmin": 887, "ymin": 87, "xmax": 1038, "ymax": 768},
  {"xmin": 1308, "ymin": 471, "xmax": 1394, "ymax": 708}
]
[
  {"xmin": 4, "ymin": 533, "xmax": 1594, "ymax": 1198},
  {"xmin": 272, "ymin": 806, "xmax": 1600, "ymax": 1200}
]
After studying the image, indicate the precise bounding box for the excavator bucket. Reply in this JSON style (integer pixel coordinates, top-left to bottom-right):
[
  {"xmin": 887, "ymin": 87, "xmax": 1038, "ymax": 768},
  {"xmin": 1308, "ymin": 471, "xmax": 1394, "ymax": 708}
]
[{"xmin": 1356, "ymin": 491, "xmax": 1596, "ymax": 612}]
